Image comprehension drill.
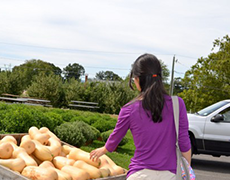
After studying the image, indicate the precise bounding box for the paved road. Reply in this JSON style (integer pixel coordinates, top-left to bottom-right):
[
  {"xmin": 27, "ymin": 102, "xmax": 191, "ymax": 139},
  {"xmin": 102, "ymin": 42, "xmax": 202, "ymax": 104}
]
[{"xmin": 192, "ymin": 155, "xmax": 230, "ymax": 180}]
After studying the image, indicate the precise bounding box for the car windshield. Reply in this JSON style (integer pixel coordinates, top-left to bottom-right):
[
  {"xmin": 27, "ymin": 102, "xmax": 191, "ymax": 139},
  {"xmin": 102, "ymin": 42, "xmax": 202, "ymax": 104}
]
[{"xmin": 197, "ymin": 101, "xmax": 229, "ymax": 116}]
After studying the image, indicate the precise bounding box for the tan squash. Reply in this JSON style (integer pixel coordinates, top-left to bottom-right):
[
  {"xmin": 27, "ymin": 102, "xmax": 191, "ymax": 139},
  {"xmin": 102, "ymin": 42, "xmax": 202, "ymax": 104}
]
[
  {"xmin": 101, "ymin": 155, "xmax": 126, "ymax": 175},
  {"xmin": 40, "ymin": 161, "xmax": 72, "ymax": 180},
  {"xmin": 22, "ymin": 166, "xmax": 58, "ymax": 180},
  {"xmin": 99, "ymin": 167, "xmax": 111, "ymax": 177},
  {"xmin": 0, "ymin": 158, "xmax": 26, "ymax": 173},
  {"xmin": 59, "ymin": 151, "xmax": 66, "ymax": 157},
  {"xmin": 0, "ymin": 142, "xmax": 13, "ymax": 159},
  {"xmin": 32, "ymin": 140, "xmax": 53, "ymax": 161},
  {"xmin": 29, "ymin": 126, "xmax": 50, "ymax": 145},
  {"xmin": 21, "ymin": 134, "xmax": 32, "ymax": 141},
  {"xmin": 68, "ymin": 148, "xmax": 101, "ymax": 168},
  {"xmin": 0, "ymin": 135, "xmax": 17, "ymax": 145},
  {"xmin": 39, "ymin": 127, "xmax": 60, "ymax": 142},
  {"xmin": 61, "ymin": 165, "xmax": 90, "ymax": 180},
  {"xmin": 61, "ymin": 145, "xmax": 73, "ymax": 155},
  {"xmin": 12, "ymin": 147, "xmax": 37, "ymax": 166},
  {"xmin": 73, "ymin": 160, "xmax": 102, "ymax": 179},
  {"xmin": 20, "ymin": 139, "xmax": 36, "ymax": 155},
  {"xmin": 30, "ymin": 154, "xmax": 43, "ymax": 165},
  {"xmin": 53, "ymin": 156, "xmax": 75, "ymax": 170},
  {"xmin": 46, "ymin": 137, "xmax": 62, "ymax": 157}
]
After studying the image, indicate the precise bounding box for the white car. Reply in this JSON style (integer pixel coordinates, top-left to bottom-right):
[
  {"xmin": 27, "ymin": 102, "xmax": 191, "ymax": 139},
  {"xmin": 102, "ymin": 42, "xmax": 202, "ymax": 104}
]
[{"xmin": 188, "ymin": 100, "xmax": 230, "ymax": 157}]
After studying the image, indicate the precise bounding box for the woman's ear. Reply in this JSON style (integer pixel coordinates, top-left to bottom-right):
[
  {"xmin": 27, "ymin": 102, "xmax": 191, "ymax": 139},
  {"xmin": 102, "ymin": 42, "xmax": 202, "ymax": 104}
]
[{"xmin": 134, "ymin": 77, "xmax": 141, "ymax": 91}]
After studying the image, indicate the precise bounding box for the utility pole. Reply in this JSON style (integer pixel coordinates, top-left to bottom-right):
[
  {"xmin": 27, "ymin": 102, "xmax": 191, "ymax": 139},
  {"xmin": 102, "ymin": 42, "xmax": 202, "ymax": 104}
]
[{"xmin": 170, "ymin": 55, "xmax": 176, "ymax": 96}]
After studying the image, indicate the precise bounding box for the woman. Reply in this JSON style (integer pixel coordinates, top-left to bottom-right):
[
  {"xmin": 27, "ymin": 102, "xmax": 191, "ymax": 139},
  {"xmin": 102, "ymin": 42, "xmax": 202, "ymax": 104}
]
[{"xmin": 90, "ymin": 53, "xmax": 191, "ymax": 180}]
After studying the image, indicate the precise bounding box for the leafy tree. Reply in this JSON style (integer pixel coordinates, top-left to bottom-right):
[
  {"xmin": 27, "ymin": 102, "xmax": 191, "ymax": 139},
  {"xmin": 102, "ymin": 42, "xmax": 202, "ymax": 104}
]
[
  {"xmin": 0, "ymin": 70, "xmax": 24, "ymax": 95},
  {"xmin": 179, "ymin": 35, "xmax": 230, "ymax": 112},
  {"xmin": 173, "ymin": 77, "xmax": 185, "ymax": 95},
  {"xmin": 27, "ymin": 73, "xmax": 65, "ymax": 107},
  {"xmin": 63, "ymin": 63, "xmax": 85, "ymax": 80},
  {"xmin": 159, "ymin": 59, "xmax": 170, "ymax": 83},
  {"xmin": 12, "ymin": 59, "xmax": 62, "ymax": 90},
  {"xmin": 95, "ymin": 71, "xmax": 122, "ymax": 81}
]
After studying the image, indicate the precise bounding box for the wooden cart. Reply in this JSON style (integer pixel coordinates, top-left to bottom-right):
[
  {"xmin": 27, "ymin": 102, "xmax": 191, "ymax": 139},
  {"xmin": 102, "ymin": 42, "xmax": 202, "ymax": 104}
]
[{"xmin": 0, "ymin": 134, "xmax": 126, "ymax": 180}]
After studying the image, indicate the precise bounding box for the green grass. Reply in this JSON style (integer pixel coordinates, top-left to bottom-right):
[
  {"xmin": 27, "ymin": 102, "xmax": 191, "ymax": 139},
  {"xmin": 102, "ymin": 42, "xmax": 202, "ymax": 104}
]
[{"xmin": 81, "ymin": 130, "xmax": 135, "ymax": 170}]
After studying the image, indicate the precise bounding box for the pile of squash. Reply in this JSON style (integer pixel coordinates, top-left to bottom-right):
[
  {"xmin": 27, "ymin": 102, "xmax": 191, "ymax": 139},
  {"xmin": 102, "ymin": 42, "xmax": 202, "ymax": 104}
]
[{"xmin": 0, "ymin": 126, "xmax": 126, "ymax": 180}]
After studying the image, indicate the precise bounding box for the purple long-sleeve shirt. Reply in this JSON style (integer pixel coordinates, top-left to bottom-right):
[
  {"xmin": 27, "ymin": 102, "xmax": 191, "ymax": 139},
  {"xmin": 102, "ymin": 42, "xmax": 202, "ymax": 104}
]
[{"xmin": 105, "ymin": 95, "xmax": 191, "ymax": 178}]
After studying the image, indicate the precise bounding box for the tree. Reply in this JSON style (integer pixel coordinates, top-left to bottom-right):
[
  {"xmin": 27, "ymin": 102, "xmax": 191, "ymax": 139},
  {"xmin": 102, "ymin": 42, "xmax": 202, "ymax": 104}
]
[
  {"xmin": 63, "ymin": 63, "xmax": 85, "ymax": 80},
  {"xmin": 179, "ymin": 35, "xmax": 230, "ymax": 112},
  {"xmin": 12, "ymin": 59, "xmax": 62, "ymax": 90},
  {"xmin": 95, "ymin": 71, "xmax": 122, "ymax": 81},
  {"xmin": 159, "ymin": 59, "xmax": 170, "ymax": 83},
  {"xmin": 27, "ymin": 72, "xmax": 65, "ymax": 107},
  {"xmin": 0, "ymin": 70, "xmax": 24, "ymax": 95}
]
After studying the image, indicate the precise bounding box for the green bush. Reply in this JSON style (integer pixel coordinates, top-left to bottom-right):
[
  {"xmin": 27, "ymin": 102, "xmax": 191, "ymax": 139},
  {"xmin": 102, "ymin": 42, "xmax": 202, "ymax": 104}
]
[
  {"xmin": 54, "ymin": 121, "xmax": 100, "ymax": 147},
  {"xmin": 42, "ymin": 112, "xmax": 64, "ymax": 132},
  {"xmin": 91, "ymin": 119, "xmax": 117, "ymax": 132},
  {"xmin": 101, "ymin": 129, "xmax": 129, "ymax": 146},
  {"xmin": 0, "ymin": 105, "xmax": 40, "ymax": 133}
]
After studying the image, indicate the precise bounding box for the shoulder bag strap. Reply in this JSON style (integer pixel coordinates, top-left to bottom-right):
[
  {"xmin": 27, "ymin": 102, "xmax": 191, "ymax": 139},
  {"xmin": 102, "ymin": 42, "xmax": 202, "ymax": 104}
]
[{"xmin": 172, "ymin": 96, "xmax": 190, "ymax": 180}]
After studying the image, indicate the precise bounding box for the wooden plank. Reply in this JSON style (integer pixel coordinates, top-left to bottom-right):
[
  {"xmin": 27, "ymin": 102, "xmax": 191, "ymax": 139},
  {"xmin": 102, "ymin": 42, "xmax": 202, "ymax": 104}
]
[
  {"xmin": 0, "ymin": 97, "xmax": 27, "ymax": 102},
  {"xmin": 71, "ymin": 100, "xmax": 98, "ymax": 105},
  {"xmin": 1, "ymin": 93, "xmax": 20, "ymax": 98},
  {"xmin": 69, "ymin": 104, "xmax": 99, "ymax": 109}
]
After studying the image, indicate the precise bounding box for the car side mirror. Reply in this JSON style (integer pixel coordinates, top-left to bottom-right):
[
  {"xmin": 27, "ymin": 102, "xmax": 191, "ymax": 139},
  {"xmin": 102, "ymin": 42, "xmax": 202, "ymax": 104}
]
[{"xmin": 211, "ymin": 114, "xmax": 224, "ymax": 122}]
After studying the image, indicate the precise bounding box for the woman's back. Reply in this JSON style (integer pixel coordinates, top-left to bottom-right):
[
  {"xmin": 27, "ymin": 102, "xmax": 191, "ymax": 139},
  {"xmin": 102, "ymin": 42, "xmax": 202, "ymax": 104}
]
[{"xmin": 105, "ymin": 95, "xmax": 191, "ymax": 178}]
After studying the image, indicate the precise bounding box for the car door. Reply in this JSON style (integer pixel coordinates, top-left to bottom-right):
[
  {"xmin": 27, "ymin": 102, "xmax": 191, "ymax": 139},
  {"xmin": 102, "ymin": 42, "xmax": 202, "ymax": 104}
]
[{"xmin": 204, "ymin": 104, "xmax": 230, "ymax": 155}]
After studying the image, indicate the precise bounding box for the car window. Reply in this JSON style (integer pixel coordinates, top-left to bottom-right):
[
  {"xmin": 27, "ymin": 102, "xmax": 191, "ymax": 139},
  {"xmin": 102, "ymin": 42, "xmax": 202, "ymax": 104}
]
[
  {"xmin": 219, "ymin": 107, "xmax": 230, "ymax": 122},
  {"xmin": 197, "ymin": 101, "xmax": 229, "ymax": 116}
]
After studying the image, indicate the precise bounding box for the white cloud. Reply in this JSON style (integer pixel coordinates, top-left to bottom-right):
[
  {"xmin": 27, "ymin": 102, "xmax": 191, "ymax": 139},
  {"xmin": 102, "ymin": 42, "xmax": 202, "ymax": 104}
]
[{"xmin": 0, "ymin": 0, "xmax": 230, "ymax": 78}]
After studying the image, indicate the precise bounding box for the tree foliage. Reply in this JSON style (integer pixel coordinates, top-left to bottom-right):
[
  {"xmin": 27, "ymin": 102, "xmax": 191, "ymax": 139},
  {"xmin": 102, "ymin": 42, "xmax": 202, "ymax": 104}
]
[
  {"xmin": 95, "ymin": 71, "xmax": 123, "ymax": 81},
  {"xmin": 27, "ymin": 73, "xmax": 65, "ymax": 107},
  {"xmin": 63, "ymin": 63, "xmax": 85, "ymax": 80},
  {"xmin": 12, "ymin": 59, "xmax": 62, "ymax": 91},
  {"xmin": 179, "ymin": 35, "xmax": 230, "ymax": 112}
]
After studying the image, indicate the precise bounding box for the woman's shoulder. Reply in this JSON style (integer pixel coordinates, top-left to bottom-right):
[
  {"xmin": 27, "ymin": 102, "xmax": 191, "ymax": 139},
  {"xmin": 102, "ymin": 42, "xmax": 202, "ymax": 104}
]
[{"xmin": 123, "ymin": 99, "xmax": 141, "ymax": 108}]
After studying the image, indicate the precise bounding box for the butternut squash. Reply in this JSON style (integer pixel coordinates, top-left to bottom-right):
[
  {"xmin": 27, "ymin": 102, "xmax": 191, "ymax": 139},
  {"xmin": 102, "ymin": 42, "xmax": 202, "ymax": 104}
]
[
  {"xmin": 53, "ymin": 156, "xmax": 75, "ymax": 170},
  {"xmin": 12, "ymin": 147, "xmax": 37, "ymax": 166},
  {"xmin": 61, "ymin": 165, "xmax": 90, "ymax": 180},
  {"xmin": 99, "ymin": 167, "xmax": 111, "ymax": 177},
  {"xmin": 0, "ymin": 158, "xmax": 26, "ymax": 173},
  {"xmin": 46, "ymin": 137, "xmax": 62, "ymax": 157},
  {"xmin": 22, "ymin": 166, "xmax": 58, "ymax": 180},
  {"xmin": 39, "ymin": 127, "xmax": 60, "ymax": 142},
  {"xmin": 68, "ymin": 148, "xmax": 101, "ymax": 168},
  {"xmin": 0, "ymin": 135, "xmax": 17, "ymax": 145},
  {"xmin": 61, "ymin": 145, "xmax": 73, "ymax": 155},
  {"xmin": 59, "ymin": 151, "xmax": 66, "ymax": 157},
  {"xmin": 30, "ymin": 154, "xmax": 43, "ymax": 165},
  {"xmin": 32, "ymin": 140, "xmax": 53, "ymax": 161},
  {"xmin": 40, "ymin": 161, "xmax": 72, "ymax": 180},
  {"xmin": 99, "ymin": 157, "xmax": 117, "ymax": 176},
  {"xmin": 100, "ymin": 155, "xmax": 126, "ymax": 175},
  {"xmin": 0, "ymin": 142, "xmax": 13, "ymax": 159},
  {"xmin": 21, "ymin": 134, "xmax": 32, "ymax": 141},
  {"xmin": 29, "ymin": 126, "xmax": 50, "ymax": 145},
  {"xmin": 20, "ymin": 139, "xmax": 36, "ymax": 155},
  {"xmin": 73, "ymin": 160, "xmax": 102, "ymax": 179}
]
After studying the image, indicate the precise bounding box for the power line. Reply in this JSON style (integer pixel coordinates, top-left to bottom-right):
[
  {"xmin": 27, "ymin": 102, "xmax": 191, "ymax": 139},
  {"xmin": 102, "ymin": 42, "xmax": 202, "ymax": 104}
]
[
  {"xmin": 0, "ymin": 57, "xmax": 131, "ymax": 71},
  {"xmin": 0, "ymin": 42, "xmax": 142, "ymax": 55}
]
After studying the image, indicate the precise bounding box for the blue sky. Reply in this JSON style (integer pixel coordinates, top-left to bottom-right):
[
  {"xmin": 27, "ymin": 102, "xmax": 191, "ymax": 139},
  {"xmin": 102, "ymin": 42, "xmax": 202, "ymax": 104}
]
[{"xmin": 0, "ymin": 0, "xmax": 229, "ymax": 80}]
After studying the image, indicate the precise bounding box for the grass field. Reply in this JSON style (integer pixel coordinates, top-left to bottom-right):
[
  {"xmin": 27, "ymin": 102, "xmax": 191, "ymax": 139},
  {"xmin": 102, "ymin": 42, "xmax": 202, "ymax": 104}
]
[{"xmin": 81, "ymin": 130, "xmax": 135, "ymax": 170}]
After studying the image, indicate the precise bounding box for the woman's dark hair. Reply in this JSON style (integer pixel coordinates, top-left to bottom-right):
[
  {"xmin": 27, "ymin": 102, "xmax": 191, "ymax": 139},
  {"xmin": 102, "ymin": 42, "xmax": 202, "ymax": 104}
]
[{"xmin": 129, "ymin": 53, "xmax": 168, "ymax": 123}]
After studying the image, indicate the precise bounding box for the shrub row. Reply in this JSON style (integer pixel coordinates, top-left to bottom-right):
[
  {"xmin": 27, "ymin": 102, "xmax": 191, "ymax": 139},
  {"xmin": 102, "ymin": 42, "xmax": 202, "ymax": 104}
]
[
  {"xmin": 0, "ymin": 102, "xmax": 129, "ymax": 147},
  {"xmin": 101, "ymin": 129, "xmax": 129, "ymax": 147}
]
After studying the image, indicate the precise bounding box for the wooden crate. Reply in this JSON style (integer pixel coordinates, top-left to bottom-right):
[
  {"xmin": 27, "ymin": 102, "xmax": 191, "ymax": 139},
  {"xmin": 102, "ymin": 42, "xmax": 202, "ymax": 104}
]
[{"xmin": 0, "ymin": 134, "xmax": 126, "ymax": 180}]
